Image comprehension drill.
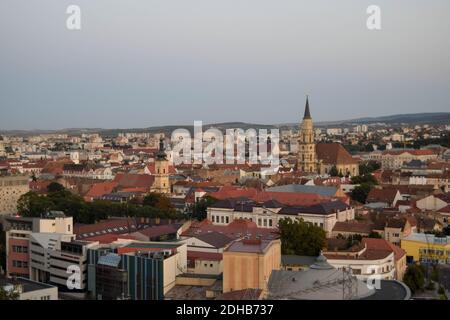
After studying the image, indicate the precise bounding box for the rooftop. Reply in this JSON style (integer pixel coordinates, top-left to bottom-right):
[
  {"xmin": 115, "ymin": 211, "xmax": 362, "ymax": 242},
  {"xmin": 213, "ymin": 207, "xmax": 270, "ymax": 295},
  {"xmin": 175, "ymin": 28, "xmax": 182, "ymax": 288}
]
[
  {"xmin": 402, "ymin": 233, "xmax": 450, "ymax": 245},
  {"xmin": 0, "ymin": 276, "xmax": 57, "ymax": 293},
  {"xmin": 225, "ymin": 239, "xmax": 276, "ymax": 254}
]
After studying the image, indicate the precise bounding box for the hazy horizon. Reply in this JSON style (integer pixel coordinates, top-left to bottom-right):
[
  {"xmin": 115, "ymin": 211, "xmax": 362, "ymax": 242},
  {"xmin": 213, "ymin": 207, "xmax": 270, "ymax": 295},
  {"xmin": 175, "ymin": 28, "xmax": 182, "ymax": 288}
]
[{"xmin": 1, "ymin": 1, "xmax": 449, "ymax": 130}]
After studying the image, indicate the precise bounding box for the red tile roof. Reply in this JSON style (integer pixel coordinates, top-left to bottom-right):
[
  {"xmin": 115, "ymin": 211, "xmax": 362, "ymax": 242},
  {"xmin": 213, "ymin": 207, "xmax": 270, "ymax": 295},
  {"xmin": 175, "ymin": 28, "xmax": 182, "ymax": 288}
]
[
  {"xmin": 316, "ymin": 143, "xmax": 358, "ymax": 165},
  {"xmin": 367, "ymin": 188, "xmax": 399, "ymax": 204},
  {"xmin": 84, "ymin": 181, "xmax": 118, "ymax": 201},
  {"xmin": 362, "ymin": 238, "xmax": 406, "ymax": 261},
  {"xmin": 207, "ymin": 186, "xmax": 333, "ymax": 206},
  {"xmin": 183, "ymin": 219, "xmax": 278, "ymax": 240},
  {"xmin": 113, "ymin": 173, "xmax": 154, "ymax": 190},
  {"xmin": 82, "ymin": 233, "xmax": 137, "ymax": 244}
]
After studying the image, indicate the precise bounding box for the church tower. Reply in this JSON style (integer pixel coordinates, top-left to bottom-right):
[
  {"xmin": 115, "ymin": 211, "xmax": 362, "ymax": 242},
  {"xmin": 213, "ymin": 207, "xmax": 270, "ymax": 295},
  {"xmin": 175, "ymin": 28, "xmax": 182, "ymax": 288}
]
[
  {"xmin": 297, "ymin": 96, "xmax": 317, "ymax": 173},
  {"xmin": 151, "ymin": 137, "xmax": 171, "ymax": 194}
]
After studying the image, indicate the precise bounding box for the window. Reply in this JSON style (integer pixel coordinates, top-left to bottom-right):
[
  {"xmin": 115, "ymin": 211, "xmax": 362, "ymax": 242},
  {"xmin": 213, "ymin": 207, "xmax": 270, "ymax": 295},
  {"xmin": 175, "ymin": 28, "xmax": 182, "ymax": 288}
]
[
  {"xmin": 13, "ymin": 260, "xmax": 28, "ymax": 268},
  {"xmin": 68, "ymin": 225, "xmax": 71, "ymax": 232},
  {"xmin": 221, "ymin": 216, "xmax": 224, "ymax": 223},
  {"xmin": 258, "ymin": 218, "xmax": 262, "ymax": 226},
  {"xmin": 12, "ymin": 246, "xmax": 28, "ymax": 253},
  {"xmin": 225, "ymin": 216, "xmax": 229, "ymax": 224},
  {"xmin": 263, "ymin": 219, "xmax": 267, "ymax": 227},
  {"xmin": 210, "ymin": 264, "xmax": 213, "ymax": 268},
  {"xmin": 268, "ymin": 219, "xmax": 273, "ymax": 227}
]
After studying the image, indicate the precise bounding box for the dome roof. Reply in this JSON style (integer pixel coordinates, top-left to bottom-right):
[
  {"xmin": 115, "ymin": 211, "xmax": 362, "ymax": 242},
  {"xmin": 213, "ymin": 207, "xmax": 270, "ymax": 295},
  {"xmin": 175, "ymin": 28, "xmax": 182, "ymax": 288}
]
[{"xmin": 310, "ymin": 253, "xmax": 334, "ymax": 270}]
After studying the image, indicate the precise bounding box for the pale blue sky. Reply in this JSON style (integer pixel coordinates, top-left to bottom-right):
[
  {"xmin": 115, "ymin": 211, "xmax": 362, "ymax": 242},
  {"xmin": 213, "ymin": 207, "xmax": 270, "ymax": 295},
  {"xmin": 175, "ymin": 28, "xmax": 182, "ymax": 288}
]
[{"xmin": 0, "ymin": 0, "xmax": 449, "ymax": 130}]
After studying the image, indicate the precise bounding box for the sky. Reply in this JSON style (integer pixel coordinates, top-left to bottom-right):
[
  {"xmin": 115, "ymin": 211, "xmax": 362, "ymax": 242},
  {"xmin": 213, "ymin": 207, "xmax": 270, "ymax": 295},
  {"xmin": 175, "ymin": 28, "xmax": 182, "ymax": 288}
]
[{"xmin": 0, "ymin": 0, "xmax": 449, "ymax": 130}]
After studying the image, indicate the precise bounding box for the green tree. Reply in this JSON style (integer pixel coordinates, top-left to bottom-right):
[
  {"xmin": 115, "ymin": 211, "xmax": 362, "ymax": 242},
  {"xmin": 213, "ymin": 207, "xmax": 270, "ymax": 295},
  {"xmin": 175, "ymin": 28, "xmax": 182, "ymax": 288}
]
[
  {"xmin": 368, "ymin": 231, "xmax": 382, "ymax": 238},
  {"xmin": 191, "ymin": 196, "xmax": 216, "ymax": 221},
  {"xmin": 17, "ymin": 192, "xmax": 53, "ymax": 217},
  {"xmin": 47, "ymin": 182, "xmax": 65, "ymax": 193},
  {"xmin": 351, "ymin": 174, "xmax": 378, "ymax": 185},
  {"xmin": 143, "ymin": 193, "xmax": 173, "ymax": 211},
  {"xmin": 329, "ymin": 166, "xmax": 339, "ymax": 177},
  {"xmin": 0, "ymin": 286, "xmax": 20, "ymax": 300},
  {"xmin": 278, "ymin": 218, "xmax": 326, "ymax": 256},
  {"xmin": 350, "ymin": 183, "xmax": 371, "ymax": 204},
  {"xmin": 403, "ymin": 264, "xmax": 425, "ymax": 294},
  {"xmin": 358, "ymin": 161, "xmax": 381, "ymax": 175}
]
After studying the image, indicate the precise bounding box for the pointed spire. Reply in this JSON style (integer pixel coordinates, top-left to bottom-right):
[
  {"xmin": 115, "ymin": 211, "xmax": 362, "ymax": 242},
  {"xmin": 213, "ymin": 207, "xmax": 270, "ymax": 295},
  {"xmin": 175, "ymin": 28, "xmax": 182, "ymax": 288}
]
[{"xmin": 303, "ymin": 95, "xmax": 311, "ymax": 119}]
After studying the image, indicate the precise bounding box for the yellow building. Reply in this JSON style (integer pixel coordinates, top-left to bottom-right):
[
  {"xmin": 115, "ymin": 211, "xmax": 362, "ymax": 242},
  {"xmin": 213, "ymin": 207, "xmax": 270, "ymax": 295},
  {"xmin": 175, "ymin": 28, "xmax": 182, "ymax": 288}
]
[
  {"xmin": 223, "ymin": 238, "xmax": 281, "ymax": 296},
  {"xmin": 151, "ymin": 138, "xmax": 171, "ymax": 194},
  {"xmin": 401, "ymin": 233, "xmax": 450, "ymax": 265}
]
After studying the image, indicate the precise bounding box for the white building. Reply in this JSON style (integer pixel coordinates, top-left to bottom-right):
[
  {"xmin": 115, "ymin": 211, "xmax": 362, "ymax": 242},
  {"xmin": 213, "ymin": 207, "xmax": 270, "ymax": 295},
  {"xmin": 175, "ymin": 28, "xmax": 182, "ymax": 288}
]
[{"xmin": 207, "ymin": 198, "xmax": 354, "ymax": 235}]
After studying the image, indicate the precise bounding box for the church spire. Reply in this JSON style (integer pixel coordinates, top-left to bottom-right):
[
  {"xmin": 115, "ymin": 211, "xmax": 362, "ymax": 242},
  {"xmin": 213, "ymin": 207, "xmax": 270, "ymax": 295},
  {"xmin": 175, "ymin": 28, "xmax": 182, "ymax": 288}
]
[{"xmin": 303, "ymin": 95, "xmax": 311, "ymax": 119}]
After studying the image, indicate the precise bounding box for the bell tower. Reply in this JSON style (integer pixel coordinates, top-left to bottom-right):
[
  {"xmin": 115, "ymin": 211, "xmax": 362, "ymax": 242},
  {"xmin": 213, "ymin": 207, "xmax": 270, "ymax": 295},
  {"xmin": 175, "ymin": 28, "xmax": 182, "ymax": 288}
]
[
  {"xmin": 151, "ymin": 137, "xmax": 171, "ymax": 194},
  {"xmin": 297, "ymin": 96, "xmax": 317, "ymax": 173}
]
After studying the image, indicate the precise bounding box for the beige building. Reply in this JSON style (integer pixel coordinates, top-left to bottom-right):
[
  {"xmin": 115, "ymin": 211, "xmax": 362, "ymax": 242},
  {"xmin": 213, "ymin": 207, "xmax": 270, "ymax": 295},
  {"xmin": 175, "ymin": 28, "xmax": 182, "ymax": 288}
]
[
  {"xmin": 379, "ymin": 150, "xmax": 438, "ymax": 170},
  {"xmin": 0, "ymin": 175, "xmax": 30, "ymax": 215},
  {"xmin": 223, "ymin": 238, "xmax": 281, "ymax": 296}
]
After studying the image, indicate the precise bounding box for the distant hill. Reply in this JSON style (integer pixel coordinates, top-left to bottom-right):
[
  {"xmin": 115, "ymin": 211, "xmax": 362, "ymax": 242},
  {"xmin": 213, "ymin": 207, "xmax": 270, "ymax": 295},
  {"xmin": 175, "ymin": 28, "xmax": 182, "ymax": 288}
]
[
  {"xmin": 283, "ymin": 112, "xmax": 450, "ymax": 128},
  {"xmin": 1, "ymin": 113, "xmax": 448, "ymax": 136}
]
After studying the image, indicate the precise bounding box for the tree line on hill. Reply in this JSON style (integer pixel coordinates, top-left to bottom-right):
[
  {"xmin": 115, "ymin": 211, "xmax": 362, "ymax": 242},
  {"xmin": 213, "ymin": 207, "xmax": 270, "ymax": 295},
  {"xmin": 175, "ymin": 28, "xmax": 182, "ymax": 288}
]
[{"xmin": 16, "ymin": 183, "xmax": 184, "ymax": 224}]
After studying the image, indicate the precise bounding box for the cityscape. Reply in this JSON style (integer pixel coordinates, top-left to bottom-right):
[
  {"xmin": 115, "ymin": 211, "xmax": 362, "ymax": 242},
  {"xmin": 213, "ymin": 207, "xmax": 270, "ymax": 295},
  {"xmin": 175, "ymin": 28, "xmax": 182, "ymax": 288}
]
[
  {"xmin": 1, "ymin": 0, "xmax": 450, "ymax": 310},
  {"xmin": 1, "ymin": 101, "xmax": 449, "ymax": 301}
]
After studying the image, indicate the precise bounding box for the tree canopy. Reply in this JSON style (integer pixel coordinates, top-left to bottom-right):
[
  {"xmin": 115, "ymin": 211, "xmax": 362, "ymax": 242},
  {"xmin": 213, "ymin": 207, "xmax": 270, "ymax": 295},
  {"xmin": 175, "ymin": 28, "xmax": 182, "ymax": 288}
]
[
  {"xmin": 0, "ymin": 286, "xmax": 20, "ymax": 300},
  {"xmin": 350, "ymin": 183, "xmax": 372, "ymax": 204},
  {"xmin": 403, "ymin": 264, "xmax": 426, "ymax": 294},
  {"xmin": 278, "ymin": 218, "xmax": 326, "ymax": 256},
  {"xmin": 189, "ymin": 196, "xmax": 217, "ymax": 221},
  {"xmin": 17, "ymin": 190, "xmax": 183, "ymax": 224}
]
